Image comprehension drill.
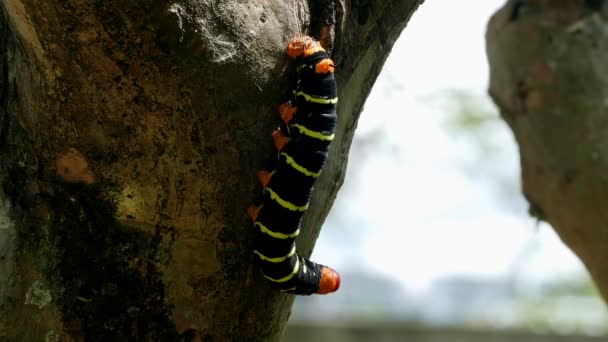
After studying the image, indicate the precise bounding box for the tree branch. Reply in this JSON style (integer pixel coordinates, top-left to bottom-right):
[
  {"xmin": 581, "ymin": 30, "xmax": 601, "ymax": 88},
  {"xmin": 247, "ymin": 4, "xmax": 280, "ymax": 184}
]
[{"xmin": 487, "ymin": 0, "xmax": 608, "ymax": 300}]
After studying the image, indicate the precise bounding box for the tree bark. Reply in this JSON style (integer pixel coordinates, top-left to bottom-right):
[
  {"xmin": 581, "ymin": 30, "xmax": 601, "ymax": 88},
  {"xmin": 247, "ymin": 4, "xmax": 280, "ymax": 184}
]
[
  {"xmin": 487, "ymin": 0, "xmax": 608, "ymax": 300},
  {"xmin": 0, "ymin": 0, "xmax": 422, "ymax": 340}
]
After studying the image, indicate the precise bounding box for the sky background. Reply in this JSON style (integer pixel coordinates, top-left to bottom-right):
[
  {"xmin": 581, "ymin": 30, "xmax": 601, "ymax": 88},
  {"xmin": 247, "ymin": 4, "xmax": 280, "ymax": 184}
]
[{"xmin": 310, "ymin": 0, "xmax": 588, "ymax": 295}]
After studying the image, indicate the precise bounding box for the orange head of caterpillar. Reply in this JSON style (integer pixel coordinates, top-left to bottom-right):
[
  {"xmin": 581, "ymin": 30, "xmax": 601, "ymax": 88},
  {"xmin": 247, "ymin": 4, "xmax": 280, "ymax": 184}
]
[
  {"xmin": 316, "ymin": 266, "xmax": 341, "ymax": 294},
  {"xmin": 285, "ymin": 36, "xmax": 325, "ymax": 60}
]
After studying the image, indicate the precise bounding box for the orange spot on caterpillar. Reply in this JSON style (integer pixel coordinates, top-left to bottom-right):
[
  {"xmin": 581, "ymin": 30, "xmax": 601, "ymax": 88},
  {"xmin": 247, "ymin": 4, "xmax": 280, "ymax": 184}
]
[
  {"xmin": 285, "ymin": 36, "xmax": 325, "ymax": 60},
  {"xmin": 278, "ymin": 102, "xmax": 296, "ymax": 124},
  {"xmin": 272, "ymin": 130, "xmax": 289, "ymax": 152},
  {"xmin": 257, "ymin": 170, "xmax": 272, "ymax": 187},
  {"xmin": 315, "ymin": 58, "xmax": 335, "ymax": 74},
  {"xmin": 247, "ymin": 205, "xmax": 261, "ymax": 222},
  {"xmin": 316, "ymin": 267, "xmax": 341, "ymax": 294}
]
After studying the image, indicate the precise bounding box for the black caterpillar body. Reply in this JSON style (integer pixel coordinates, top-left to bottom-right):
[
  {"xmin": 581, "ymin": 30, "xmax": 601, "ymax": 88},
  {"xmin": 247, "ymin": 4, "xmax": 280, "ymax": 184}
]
[{"xmin": 247, "ymin": 36, "xmax": 340, "ymax": 295}]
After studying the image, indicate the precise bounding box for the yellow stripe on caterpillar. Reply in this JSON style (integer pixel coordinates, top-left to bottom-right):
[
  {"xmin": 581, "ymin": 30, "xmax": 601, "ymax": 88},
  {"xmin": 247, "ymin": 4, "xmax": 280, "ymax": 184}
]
[
  {"xmin": 254, "ymin": 245, "xmax": 296, "ymax": 263},
  {"xmin": 290, "ymin": 124, "xmax": 335, "ymax": 141},
  {"xmin": 265, "ymin": 187, "xmax": 309, "ymax": 212},
  {"xmin": 281, "ymin": 287, "xmax": 297, "ymax": 292},
  {"xmin": 281, "ymin": 152, "xmax": 321, "ymax": 178},
  {"xmin": 295, "ymin": 91, "xmax": 338, "ymax": 105},
  {"xmin": 264, "ymin": 258, "xmax": 300, "ymax": 283},
  {"xmin": 255, "ymin": 221, "xmax": 300, "ymax": 239}
]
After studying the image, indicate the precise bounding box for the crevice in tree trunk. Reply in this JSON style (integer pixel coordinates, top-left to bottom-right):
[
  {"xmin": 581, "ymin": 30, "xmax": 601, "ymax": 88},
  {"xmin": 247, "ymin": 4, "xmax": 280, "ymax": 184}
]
[{"xmin": 308, "ymin": 0, "xmax": 337, "ymax": 50}]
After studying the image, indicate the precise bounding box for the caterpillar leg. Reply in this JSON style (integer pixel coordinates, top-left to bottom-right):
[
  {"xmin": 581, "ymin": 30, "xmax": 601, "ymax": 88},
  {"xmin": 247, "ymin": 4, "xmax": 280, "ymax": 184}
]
[
  {"xmin": 257, "ymin": 169, "xmax": 273, "ymax": 188},
  {"xmin": 278, "ymin": 102, "xmax": 296, "ymax": 125},
  {"xmin": 272, "ymin": 129, "xmax": 289, "ymax": 151},
  {"xmin": 247, "ymin": 205, "xmax": 261, "ymax": 222}
]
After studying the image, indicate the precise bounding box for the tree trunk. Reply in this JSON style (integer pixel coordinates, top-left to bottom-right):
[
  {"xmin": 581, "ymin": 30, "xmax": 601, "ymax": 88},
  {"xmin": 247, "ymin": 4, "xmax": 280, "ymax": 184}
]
[
  {"xmin": 487, "ymin": 1, "xmax": 608, "ymax": 300},
  {"xmin": 0, "ymin": 0, "xmax": 422, "ymax": 340}
]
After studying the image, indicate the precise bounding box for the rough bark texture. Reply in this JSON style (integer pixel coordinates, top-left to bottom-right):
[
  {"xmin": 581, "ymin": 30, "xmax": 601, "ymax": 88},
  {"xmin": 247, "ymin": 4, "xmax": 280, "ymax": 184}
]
[
  {"xmin": 0, "ymin": 0, "xmax": 422, "ymax": 340},
  {"xmin": 487, "ymin": 0, "xmax": 608, "ymax": 300}
]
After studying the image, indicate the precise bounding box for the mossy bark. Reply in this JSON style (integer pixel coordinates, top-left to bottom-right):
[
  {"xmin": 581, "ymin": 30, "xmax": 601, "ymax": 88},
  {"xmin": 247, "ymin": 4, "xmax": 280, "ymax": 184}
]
[
  {"xmin": 487, "ymin": 0, "xmax": 608, "ymax": 301},
  {"xmin": 0, "ymin": 0, "xmax": 423, "ymax": 340}
]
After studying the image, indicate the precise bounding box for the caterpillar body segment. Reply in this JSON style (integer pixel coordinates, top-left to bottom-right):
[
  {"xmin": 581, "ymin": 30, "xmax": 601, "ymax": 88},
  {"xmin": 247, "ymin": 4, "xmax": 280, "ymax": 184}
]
[{"xmin": 248, "ymin": 36, "xmax": 340, "ymax": 295}]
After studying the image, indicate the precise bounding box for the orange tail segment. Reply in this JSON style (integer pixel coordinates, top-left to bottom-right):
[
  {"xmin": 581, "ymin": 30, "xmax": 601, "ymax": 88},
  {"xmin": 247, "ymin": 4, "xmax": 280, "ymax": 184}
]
[{"xmin": 316, "ymin": 267, "xmax": 341, "ymax": 294}]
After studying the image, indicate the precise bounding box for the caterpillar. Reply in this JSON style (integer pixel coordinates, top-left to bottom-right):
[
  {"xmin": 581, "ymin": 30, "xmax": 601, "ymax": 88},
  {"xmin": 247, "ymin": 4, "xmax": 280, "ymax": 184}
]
[{"xmin": 247, "ymin": 36, "xmax": 340, "ymax": 295}]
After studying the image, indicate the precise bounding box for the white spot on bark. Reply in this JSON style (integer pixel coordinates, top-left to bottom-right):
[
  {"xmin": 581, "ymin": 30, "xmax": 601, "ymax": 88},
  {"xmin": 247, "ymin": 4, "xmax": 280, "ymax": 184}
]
[
  {"xmin": 46, "ymin": 330, "xmax": 60, "ymax": 342},
  {"xmin": 25, "ymin": 280, "xmax": 52, "ymax": 309},
  {"xmin": 0, "ymin": 198, "xmax": 12, "ymax": 230},
  {"xmin": 567, "ymin": 19, "xmax": 588, "ymax": 34},
  {"xmin": 285, "ymin": 0, "xmax": 308, "ymax": 37},
  {"xmin": 196, "ymin": 19, "xmax": 238, "ymax": 63},
  {"xmin": 168, "ymin": 3, "xmax": 186, "ymax": 43}
]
